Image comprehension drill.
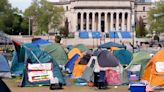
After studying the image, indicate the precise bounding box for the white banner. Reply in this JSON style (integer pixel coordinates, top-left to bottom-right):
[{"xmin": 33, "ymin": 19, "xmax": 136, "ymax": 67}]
[
  {"xmin": 156, "ymin": 62, "xmax": 164, "ymax": 73},
  {"xmin": 28, "ymin": 70, "xmax": 53, "ymax": 83},
  {"xmin": 27, "ymin": 63, "xmax": 52, "ymax": 70}
]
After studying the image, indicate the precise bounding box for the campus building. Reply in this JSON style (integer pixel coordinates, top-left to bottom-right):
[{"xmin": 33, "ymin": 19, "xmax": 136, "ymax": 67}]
[{"xmin": 52, "ymin": 0, "xmax": 152, "ymax": 38}]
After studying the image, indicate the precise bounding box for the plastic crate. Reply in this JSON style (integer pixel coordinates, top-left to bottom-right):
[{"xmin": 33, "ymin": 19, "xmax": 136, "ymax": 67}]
[{"xmin": 129, "ymin": 82, "xmax": 146, "ymax": 92}]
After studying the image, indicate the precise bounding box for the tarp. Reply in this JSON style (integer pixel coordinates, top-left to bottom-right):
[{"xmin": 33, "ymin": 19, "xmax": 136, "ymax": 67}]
[
  {"xmin": 79, "ymin": 32, "xmax": 89, "ymax": 38},
  {"xmin": 141, "ymin": 50, "xmax": 164, "ymax": 87},
  {"xmin": 0, "ymin": 54, "xmax": 11, "ymax": 78},
  {"xmin": 109, "ymin": 32, "xmax": 119, "ymax": 38},
  {"xmin": 40, "ymin": 43, "xmax": 68, "ymax": 65},
  {"xmin": 113, "ymin": 49, "xmax": 133, "ymax": 65},
  {"xmin": 100, "ymin": 42, "xmax": 126, "ymax": 49},
  {"xmin": 120, "ymin": 32, "xmax": 131, "ymax": 38},
  {"xmin": 11, "ymin": 41, "xmax": 65, "ymax": 86},
  {"xmin": 92, "ymin": 32, "xmax": 101, "ymax": 38},
  {"xmin": 74, "ymin": 44, "xmax": 89, "ymax": 52}
]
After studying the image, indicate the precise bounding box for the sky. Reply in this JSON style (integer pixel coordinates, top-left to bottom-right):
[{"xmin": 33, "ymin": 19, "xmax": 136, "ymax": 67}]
[{"xmin": 9, "ymin": 0, "xmax": 59, "ymax": 12}]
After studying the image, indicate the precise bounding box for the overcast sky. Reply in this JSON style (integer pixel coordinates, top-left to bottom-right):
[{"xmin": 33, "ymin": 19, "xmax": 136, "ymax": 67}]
[{"xmin": 9, "ymin": 0, "xmax": 59, "ymax": 12}]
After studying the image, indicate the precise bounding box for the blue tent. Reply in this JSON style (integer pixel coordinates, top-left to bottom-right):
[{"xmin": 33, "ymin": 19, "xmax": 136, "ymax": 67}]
[
  {"xmin": 100, "ymin": 42, "xmax": 126, "ymax": 49},
  {"xmin": 32, "ymin": 39, "xmax": 50, "ymax": 46},
  {"xmin": 0, "ymin": 54, "xmax": 11, "ymax": 78},
  {"xmin": 113, "ymin": 49, "xmax": 133, "ymax": 65},
  {"xmin": 65, "ymin": 54, "xmax": 80, "ymax": 73}
]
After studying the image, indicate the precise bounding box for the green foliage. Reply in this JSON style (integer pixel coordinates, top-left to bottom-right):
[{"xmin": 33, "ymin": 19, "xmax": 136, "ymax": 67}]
[
  {"xmin": 24, "ymin": 0, "xmax": 64, "ymax": 35},
  {"xmin": 147, "ymin": 3, "xmax": 164, "ymax": 33},
  {"xmin": 0, "ymin": 0, "xmax": 29, "ymax": 35},
  {"xmin": 135, "ymin": 17, "xmax": 148, "ymax": 37}
]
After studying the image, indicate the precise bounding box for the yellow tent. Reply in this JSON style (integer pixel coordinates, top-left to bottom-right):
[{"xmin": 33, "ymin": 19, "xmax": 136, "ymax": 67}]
[
  {"xmin": 67, "ymin": 48, "xmax": 86, "ymax": 77},
  {"xmin": 68, "ymin": 48, "xmax": 83, "ymax": 59},
  {"xmin": 141, "ymin": 50, "xmax": 164, "ymax": 87}
]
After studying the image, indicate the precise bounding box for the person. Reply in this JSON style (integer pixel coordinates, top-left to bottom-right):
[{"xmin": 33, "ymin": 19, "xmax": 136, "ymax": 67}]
[
  {"xmin": 55, "ymin": 36, "xmax": 61, "ymax": 43},
  {"xmin": 136, "ymin": 41, "xmax": 140, "ymax": 48},
  {"xmin": 136, "ymin": 41, "xmax": 140, "ymax": 51},
  {"xmin": 157, "ymin": 44, "xmax": 162, "ymax": 50},
  {"xmin": 153, "ymin": 34, "xmax": 160, "ymax": 42}
]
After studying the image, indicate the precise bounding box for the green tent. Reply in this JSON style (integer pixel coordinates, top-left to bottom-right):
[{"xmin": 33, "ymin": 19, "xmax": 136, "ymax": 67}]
[
  {"xmin": 74, "ymin": 44, "xmax": 89, "ymax": 52},
  {"xmin": 126, "ymin": 51, "xmax": 151, "ymax": 76},
  {"xmin": 11, "ymin": 41, "xmax": 65, "ymax": 86},
  {"xmin": 121, "ymin": 52, "xmax": 151, "ymax": 83},
  {"xmin": 40, "ymin": 43, "xmax": 68, "ymax": 65}
]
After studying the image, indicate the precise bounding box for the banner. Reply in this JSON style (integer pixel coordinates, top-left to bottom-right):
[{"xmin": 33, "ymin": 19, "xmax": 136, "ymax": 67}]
[
  {"xmin": 27, "ymin": 63, "xmax": 53, "ymax": 83},
  {"xmin": 28, "ymin": 63, "xmax": 52, "ymax": 70},
  {"xmin": 156, "ymin": 62, "xmax": 164, "ymax": 73}
]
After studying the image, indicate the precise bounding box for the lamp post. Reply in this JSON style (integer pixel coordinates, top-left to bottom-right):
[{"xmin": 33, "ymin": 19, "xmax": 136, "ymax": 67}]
[
  {"xmin": 29, "ymin": 17, "xmax": 33, "ymax": 36},
  {"xmin": 131, "ymin": 3, "xmax": 135, "ymax": 53},
  {"xmin": 114, "ymin": 31, "xmax": 116, "ymax": 43}
]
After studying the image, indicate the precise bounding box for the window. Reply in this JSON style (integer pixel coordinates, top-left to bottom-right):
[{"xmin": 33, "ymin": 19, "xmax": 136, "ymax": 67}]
[
  {"xmin": 143, "ymin": 7, "xmax": 145, "ymax": 11},
  {"xmin": 66, "ymin": 6, "xmax": 68, "ymax": 11}
]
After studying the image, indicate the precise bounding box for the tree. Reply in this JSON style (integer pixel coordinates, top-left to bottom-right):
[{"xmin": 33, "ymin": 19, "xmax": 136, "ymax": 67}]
[
  {"xmin": 0, "ymin": 0, "xmax": 29, "ymax": 35},
  {"xmin": 136, "ymin": 16, "xmax": 147, "ymax": 37},
  {"xmin": 59, "ymin": 18, "xmax": 69, "ymax": 38},
  {"xmin": 147, "ymin": 3, "xmax": 164, "ymax": 33},
  {"xmin": 24, "ymin": 0, "xmax": 64, "ymax": 35}
]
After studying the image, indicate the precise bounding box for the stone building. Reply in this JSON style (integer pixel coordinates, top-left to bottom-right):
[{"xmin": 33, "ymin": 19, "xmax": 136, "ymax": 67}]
[{"xmin": 53, "ymin": 0, "xmax": 152, "ymax": 38}]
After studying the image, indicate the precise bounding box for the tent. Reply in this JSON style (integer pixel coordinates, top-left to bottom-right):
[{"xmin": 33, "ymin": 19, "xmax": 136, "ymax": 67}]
[
  {"xmin": 11, "ymin": 41, "xmax": 65, "ymax": 86},
  {"xmin": 127, "ymin": 52, "xmax": 151, "ymax": 76},
  {"xmin": 68, "ymin": 48, "xmax": 82, "ymax": 60},
  {"xmin": 100, "ymin": 42, "xmax": 126, "ymax": 49},
  {"xmin": 93, "ymin": 50, "xmax": 119, "ymax": 67},
  {"xmin": 120, "ymin": 52, "xmax": 151, "ymax": 83},
  {"xmin": 74, "ymin": 44, "xmax": 89, "ymax": 52},
  {"xmin": 82, "ymin": 50, "xmax": 123, "ymax": 85},
  {"xmin": 67, "ymin": 45, "xmax": 73, "ymax": 52},
  {"xmin": 0, "ymin": 54, "xmax": 11, "ymax": 78},
  {"xmin": 40, "ymin": 43, "xmax": 68, "ymax": 65},
  {"xmin": 113, "ymin": 49, "xmax": 133, "ymax": 65},
  {"xmin": 32, "ymin": 38, "xmax": 50, "ymax": 46},
  {"xmin": 0, "ymin": 78, "xmax": 11, "ymax": 92},
  {"xmin": 141, "ymin": 50, "xmax": 164, "ymax": 88},
  {"xmin": 66, "ymin": 48, "xmax": 87, "ymax": 77}
]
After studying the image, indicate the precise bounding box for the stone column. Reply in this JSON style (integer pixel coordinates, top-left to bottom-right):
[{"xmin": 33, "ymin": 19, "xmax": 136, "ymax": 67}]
[
  {"xmin": 116, "ymin": 12, "xmax": 119, "ymax": 31},
  {"xmin": 105, "ymin": 12, "xmax": 108, "ymax": 33},
  {"xmin": 122, "ymin": 12, "xmax": 125, "ymax": 31},
  {"xmin": 98, "ymin": 12, "xmax": 101, "ymax": 31},
  {"xmin": 92, "ymin": 12, "xmax": 95, "ymax": 31},
  {"xmin": 110, "ymin": 12, "xmax": 113, "ymax": 31},
  {"xmin": 80, "ymin": 12, "xmax": 83, "ymax": 31},
  {"xmin": 127, "ymin": 12, "xmax": 131, "ymax": 31},
  {"xmin": 86, "ymin": 12, "xmax": 89, "ymax": 31},
  {"xmin": 72, "ymin": 12, "xmax": 78, "ymax": 32}
]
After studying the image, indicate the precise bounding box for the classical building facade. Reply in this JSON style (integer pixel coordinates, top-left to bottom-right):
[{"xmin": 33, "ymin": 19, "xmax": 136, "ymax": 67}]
[{"xmin": 53, "ymin": 0, "xmax": 152, "ymax": 36}]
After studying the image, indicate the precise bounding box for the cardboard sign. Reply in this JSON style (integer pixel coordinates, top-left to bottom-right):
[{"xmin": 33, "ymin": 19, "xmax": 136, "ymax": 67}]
[
  {"xmin": 156, "ymin": 62, "xmax": 164, "ymax": 73},
  {"xmin": 27, "ymin": 63, "xmax": 52, "ymax": 70},
  {"xmin": 28, "ymin": 71, "xmax": 53, "ymax": 82},
  {"xmin": 27, "ymin": 63, "xmax": 53, "ymax": 83}
]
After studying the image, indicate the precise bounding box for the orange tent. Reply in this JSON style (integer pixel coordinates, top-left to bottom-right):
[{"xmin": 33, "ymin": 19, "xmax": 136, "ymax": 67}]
[
  {"xmin": 67, "ymin": 48, "xmax": 86, "ymax": 77},
  {"xmin": 141, "ymin": 50, "xmax": 164, "ymax": 87}
]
